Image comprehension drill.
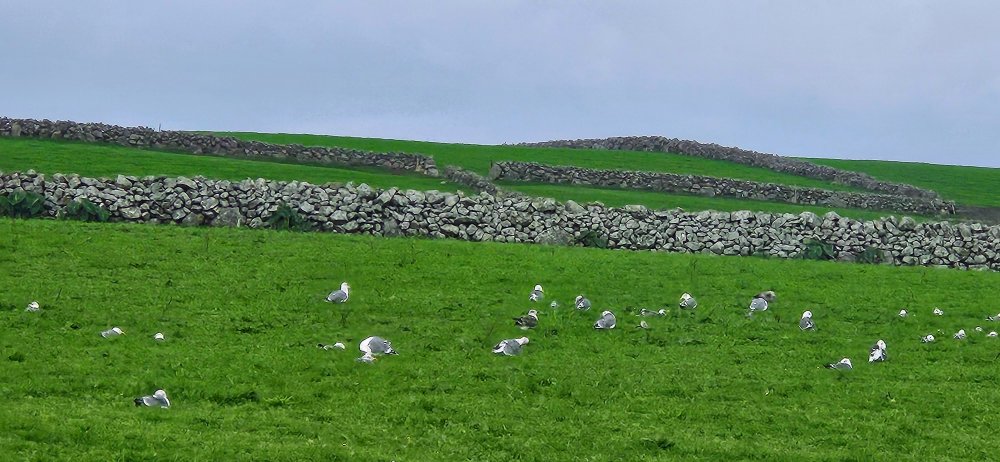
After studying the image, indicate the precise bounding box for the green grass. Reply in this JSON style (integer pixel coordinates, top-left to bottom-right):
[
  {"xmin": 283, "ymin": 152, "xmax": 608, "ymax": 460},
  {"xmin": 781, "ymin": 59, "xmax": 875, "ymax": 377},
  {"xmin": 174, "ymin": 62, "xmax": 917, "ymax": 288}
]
[
  {"xmin": 503, "ymin": 182, "xmax": 934, "ymax": 222},
  {"xmin": 805, "ymin": 157, "xmax": 1000, "ymax": 208},
  {"xmin": 0, "ymin": 138, "xmax": 459, "ymax": 191},
  {"xmin": 217, "ymin": 132, "xmax": 859, "ymax": 191},
  {"xmin": 3, "ymin": 218, "xmax": 1000, "ymax": 460}
]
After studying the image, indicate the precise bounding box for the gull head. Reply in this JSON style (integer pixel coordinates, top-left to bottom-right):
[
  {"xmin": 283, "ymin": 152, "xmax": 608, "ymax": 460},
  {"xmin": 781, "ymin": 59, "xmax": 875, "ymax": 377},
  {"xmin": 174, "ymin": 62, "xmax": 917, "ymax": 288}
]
[
  {"xmin": 802, "ymin": 310, "xmax": 813, "ymax": 319},
  {"xmin": 154, "ymin": 332, "xmax": 165, "ymax": 341},
  {"xmin": 658, "ymin": 309, "xmax": 666, "ymax": 316},
  {"xmin": 876, "ymin": 340, "xmax": 886, "ymax": 350},
  {"xmin": 515, "ymin": 337, "xmax": 529, "ymax": 346},
  {"xmin": 575, "ymin": 295, "xmax": 583, "ymax": 303},
  {"xmin": 527, "ymin": 310, "xmax": 538, "ymax": 318},
  {"xmin": 680, "ymin": 293, "xmax": 692, "ymax": 301},
  {"xmin": 601, "ymin": 310, "xmax": 613, "ymax": 317},
  {"xmin": 534, "ymin": 284, "xmax": 543, "ymax": 292},
  {"xmin": 638, "ymin": 320, "xmax": 649, "ymax": 329},
  {"xmin": 341, "ymin": 282, "xmax": 351, "ymax": 292}
]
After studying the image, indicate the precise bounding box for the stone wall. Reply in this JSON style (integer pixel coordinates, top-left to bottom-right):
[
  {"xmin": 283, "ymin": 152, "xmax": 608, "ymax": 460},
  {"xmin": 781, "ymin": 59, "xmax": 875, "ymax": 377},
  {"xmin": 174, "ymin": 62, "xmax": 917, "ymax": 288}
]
[
  {"xmin": 0, "ymin": 117, "xmax": 438, "ymax": 176},
  {"xmin": 517, "ymin": 136, "xmax": 938, "ymax": 199},
  {"xmin": 489, "ymin": 162, "xmax": 956, "ymax": 216},
  {"xmin": 3, "ymin": 170, "xmax": 997, "ymax": 271}
]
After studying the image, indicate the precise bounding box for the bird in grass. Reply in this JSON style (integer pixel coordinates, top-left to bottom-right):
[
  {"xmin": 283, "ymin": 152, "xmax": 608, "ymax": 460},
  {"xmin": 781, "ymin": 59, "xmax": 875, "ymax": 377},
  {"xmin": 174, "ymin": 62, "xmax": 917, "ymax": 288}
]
[
  {"xmin": 101, "ymin": 327, "xmax": 125, "ymax": 338},
  {"xmin": 550, "ymin": 301, "xmax": 559, "ymax": 309},
  {"xmin": 679, "ymin": 293, "xmax": 698, "ymax": 310},
  {"xmin": 325, "ymin": 282, "xmax": 351, "ymax": 303},
  {"xmin": 639, "ymin": 308, "xmax": 666, "ymax": 317},
  {"xmin": 492, "ymin": 337, "xmax": 529, "ymax": 356},
  {"xmin": 975, "ymin": 326, "xmax": 984, "ymax": 333},
  {"xmin": 575, "ymin": 295, "xmax": 592, "ymax": 311},
  {"xmin": 359, "ymin": 336, "xmax": 397, "ymax": 356},
  {"xmin": 799, "ymin": 311, "xmax": 816, "ymax": 331},
  {"xmin": 594, "ymin": 310, "xmax": 617, "ymax": 329},
  {"xmin": 637, "ymin": 320, "xmax": 649, "ymax": 329},
  {"xmin": 356, "ymin": 352, "xmax": 377, "ymax": 363},
  {"xmin": 933, "ymin": 307, "xmax": 944, "ymax": 316},
  {"xmin": 25, "ymin": 301, "xmax": 40, "ymax": 312},
  {"xmin": 954, "ymin": 329, "xmax": 967, "ymax": 340},
  {"xmin": 825, "ymin": 358, "xmax": 853, "ymax": 370},
  {"xmin": 989, "ymin": 331, "xmax": 998, "ymax": 338},
  {"xmin": 987, "ymin": 313, "xmax": 1000, "ymax": 321},
  {"xmin": 134, "ymin": 389, "xmax": 170, "ymax": 408},
  {"xmin": 529, "ymin": 285, "xmax": 544, "ymax": 302},
  {"xmin": 318, "ymin": 342, "xmax": 346, "ymax": 350},
  {"xmin": 869, "ymin": 340, "xmax": 887, "ymax": 363},
  {"xmin": 748, "ymin": 291, "xmax": 775, "ymax": 316},
  {"xmin": 514, "ymin": 310, "xmax": 539, "ymax": 330},
  {"xmin": 154, "ymin": 332, "xmax": 165, "ymax": 341},
  {"xmin": 921, "ymin": 334, "xmax": 936, "ymax": 343},
  {"xmin": 898, "ymin": 309, "xmax": 909, "ymax": 318}
]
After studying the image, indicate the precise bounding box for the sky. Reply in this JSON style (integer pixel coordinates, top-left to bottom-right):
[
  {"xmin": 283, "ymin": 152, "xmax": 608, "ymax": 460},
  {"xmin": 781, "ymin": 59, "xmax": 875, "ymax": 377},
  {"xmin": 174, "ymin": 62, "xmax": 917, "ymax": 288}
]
[{"xmin": 2, "ymin": 1, "xmax": 998, "ymax": 168}]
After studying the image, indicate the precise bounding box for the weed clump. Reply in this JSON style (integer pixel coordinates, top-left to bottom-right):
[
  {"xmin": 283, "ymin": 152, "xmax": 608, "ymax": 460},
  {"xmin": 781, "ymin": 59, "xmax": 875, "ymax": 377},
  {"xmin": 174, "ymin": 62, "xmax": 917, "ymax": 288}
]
[
  {"xmin": 265, "ymin": 203, "xmax": 311, "ymax": 231},
  {"xmin": 60, "ymin": 198, "xmax": 110, "ymax": 222},
  {"xmin": 0, "ymin": 190, "xmax": 46, "ymax": 218}
]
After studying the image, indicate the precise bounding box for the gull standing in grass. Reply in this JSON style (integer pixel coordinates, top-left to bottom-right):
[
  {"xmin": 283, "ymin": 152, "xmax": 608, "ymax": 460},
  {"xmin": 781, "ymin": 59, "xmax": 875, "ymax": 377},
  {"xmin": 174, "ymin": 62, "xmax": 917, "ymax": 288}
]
[
  {"xmin": 679, "ymin": 293, "xmax": 698, "ymax": 310},
  {"xmin": 898, "ymin": 309, "xmax": 908, "ymax": 318},
  {"xmin": 989, "ymin": 331, "xmax": 999, "ymax": 338},
  {"xmin": 921, "ymin": 334, "xmax": 936, "ymax": 343},
  {"xmin": 514, "ymin": 310, "xmax": 539, "ymax": 330},
  {"xmin": 594, "ymin": 311, "xmax": 617, "ymax": 329},
  {"xmin": 748, "ymin": 291, "xmax": 775, "ymax": 316},
  {"xmin": 154, "ymin": 332, "xmax": 165, "ymax": 341},
  {"xmin": 25, "ymin": 301, "xmax": 40, "ymax": 312},
  {"xmin": 987, "ymin": 313, "xmax": 1000, "ymax": 321},
  {"xmin": 492, "ymin": 337, "xmax": 529, "ymax": 356},
  {"xmin": 134, "ymin": 389, "xmax": 170, "ymax": 408},
  {"xmin": 954, "ymin": 329, "xmax": 967, "ymax": 340},
  {"xmin": 799, "ymin": 311, "xmax": 816, "ymax": 331},
  {"xmin": 359, "ymin": 336, "xmax": 397, "ymax": 356},
  {"xmin": 825, "ymin": 358, "xmax": 853, "ymax": 370},
  {"xmin": 575, "ymin": 295, "xmax": 591, "ymax": 311},
  {"xmin": 529, "ymin": 285, "xmax": 544, "ymax": 302},
  {"xmin": 869, "ymin": 340, "xmax": 887, "ymax": 363},
  {"xmin": 933, "ymin": 307, "xmax": 944, "ymax": 316},
  {"xmin": 101, "ymin": 327, "xmax": 125, "ymax": 338},
  {"xmin": 325, "ymin": 282, "xmax": 350, "ymax": 303}
]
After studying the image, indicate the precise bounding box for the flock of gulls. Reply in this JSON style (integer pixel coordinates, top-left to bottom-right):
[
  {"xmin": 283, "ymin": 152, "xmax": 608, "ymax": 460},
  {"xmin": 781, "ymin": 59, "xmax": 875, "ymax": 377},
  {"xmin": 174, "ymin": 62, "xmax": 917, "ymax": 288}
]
[{"xmin": 18, "ymin": 278, "xmax": 997, "ymax": 408}]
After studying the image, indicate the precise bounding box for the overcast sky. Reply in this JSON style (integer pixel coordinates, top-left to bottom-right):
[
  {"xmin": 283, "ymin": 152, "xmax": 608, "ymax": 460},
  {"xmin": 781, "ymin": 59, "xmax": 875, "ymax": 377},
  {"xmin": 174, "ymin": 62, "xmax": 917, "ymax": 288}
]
[{"xmin": 2, "ymin": 1, "xmax": 998, "ymax": 167}]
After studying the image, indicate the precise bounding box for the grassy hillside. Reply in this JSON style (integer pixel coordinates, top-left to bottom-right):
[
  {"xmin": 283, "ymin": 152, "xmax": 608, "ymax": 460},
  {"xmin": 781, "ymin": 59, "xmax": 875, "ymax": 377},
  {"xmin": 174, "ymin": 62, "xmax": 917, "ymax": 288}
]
[
  {"xmin": 0, "ymin": 138, "xmax": 459, "ymax": 191},
  {"xmin": 2, "ymin": 218, "xmax": 999, "ymax": 460},
  {"xmin": 502, "ymin": 182, "xmax": 920, "ymax": 222},
  {"xmin": 806, "ymin": 158, "xmax": 1000, "ymax": 208},
  {"xmin": 217, "ymin": 132, "xmax": 859, "ymax": 191}
]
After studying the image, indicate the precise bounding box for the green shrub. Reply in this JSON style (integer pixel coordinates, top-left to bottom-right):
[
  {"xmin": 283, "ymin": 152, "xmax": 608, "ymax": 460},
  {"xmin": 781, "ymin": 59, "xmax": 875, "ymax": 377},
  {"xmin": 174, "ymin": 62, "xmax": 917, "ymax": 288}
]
[
  {"xmin": 800, "ymin": 239, "xmax": 835, "ymax": 260},
  {"xmin": 265, "ymin": 203, "xmax": 311, "ymax": 231},
  {"xmin": 0, "ymin": 190, "xmax": 46, "ymax": 218},
  {"xmin": 856, "ymin": 246, "xmax": 885, "ymax": 264},
  {"xmin": 575, "ymin": 229, "xmax": 608, "ymax": 248},
  {"xmin": 61, "ymin": 198, "xmax": 110, "ymax": 222}
]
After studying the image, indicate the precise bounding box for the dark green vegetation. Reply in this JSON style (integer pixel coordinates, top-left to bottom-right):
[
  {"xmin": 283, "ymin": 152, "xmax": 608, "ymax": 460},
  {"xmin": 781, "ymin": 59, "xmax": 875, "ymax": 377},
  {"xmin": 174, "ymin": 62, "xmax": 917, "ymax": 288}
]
[
  {"xmin": 2, "ymin": 218, "xmax": 999, "ymax": 460},
  {"xmin": 806, "ymin": 157, "xmax": 1000, "ymax": 208},
  {"xmin": 0, "ymin": 138, "xmax": 459, "ymax": 192},
  {"xmin": 218, "ymin": 132, "xmax": 858, "ymax": 190}
]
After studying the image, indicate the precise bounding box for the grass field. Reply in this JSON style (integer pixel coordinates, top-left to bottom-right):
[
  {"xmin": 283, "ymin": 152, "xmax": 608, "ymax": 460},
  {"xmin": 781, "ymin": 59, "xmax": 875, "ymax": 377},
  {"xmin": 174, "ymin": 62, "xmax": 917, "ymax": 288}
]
[
  {"xmin": 0, "ymin": 138, "xmax": 459, "ymax": 192},
  {"xmin": 217, "ymin": 132, "xmax": 859, "ymax": 192},
  {"xmin": 2, "ymin": 217, "xmax": 1000, "ymax": 460},
  {"xmin": 806, "ymin": 158, "xmax": 1000, "ymax": 208}
]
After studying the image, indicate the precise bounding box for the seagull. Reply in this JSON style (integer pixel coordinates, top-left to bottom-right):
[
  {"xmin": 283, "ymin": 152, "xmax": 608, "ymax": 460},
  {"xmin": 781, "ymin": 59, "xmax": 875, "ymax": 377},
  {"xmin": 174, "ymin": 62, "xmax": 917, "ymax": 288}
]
[
  {"xmin": 325, "ymin": 282, "xmax": 351, "ymax": 303},
  {"xmin": 898, "ymin": 309, "xmax": 908, "ymax": 318},
  {"xmin": 989, "ymin": 331, "xmax": 998, "ymax": 338},
  {"xmin": 933, "ymin": 307, "xmax": 944, "ymax": 316},
  {"xmin": 954, "ymin": 329, "xmax": 967, "ymax": 340},
  {"xmin": 575, "ymin": 295, "xmax": 592, "ymax": 311},
  {"xmin": 134, "ymin": 389, "xmax": 170, "ymax": 408},
  {"xmin": 639, "ymin": 308, "xmax": 666, "ymax": 317},
  {"xmin": 594, "ymin": 310, "xmax": 617, "ymax": 329},
  {"xmin": 825, "ymin": 358, "xmax": 853, "ymax": 370},
  {"xmin": 799, "ymin": 311, "xmax": 816, "ymax": 331},
  {"xmin": 514, "ymin": 310, "xmax": 539, "ymax": 330},
  {"xmin": 748, "ymin": 298, "xmax": 768, "ymax": 316},
  {"xmin": 921, "ymin": 334, "xmax": 935, "ymax": 343},
  {"xmin": 492, "ymin": 337, "xmax": 529, "ymax": 356},
  {"xmin": 359, "ymin": 336, "xmax": 397, "ymax": 355},
  {"xmin": 25, "ymin": 301, "xmax": 40, "ymax": 312},
  {"xmin": 869, "ymin": 340, "xmax": 887, "ymax": 363},
  {"xmin": 356, "ymin": 352, "xmax": 377, "ymax": 363},
  {"xmin": 975, "ymin": 326, "xmax": 984, "ymax": 332},
  {"xmin": 987, "ymin": 313, "xmax": 1000, "ymax": 321},
  {"xmin": 318, "ymin": 342, "xmax": 346, "ymax": 350},
  {"xmin": 101, "ymin": 327, "xmax": 125, "ymax": 338},
  {"xmin": 550, "ymin": 301, "xmax": 559, "ymax": 309},
  {"xmin": 637, "ymin": 320, "xmax": 649, "ymax": 329},
  {"xmin": 154, "ymin": 332, "xmax": 165, "ymax": 341},
  {"xmin": 529, "ymin": 285, "xmax": 544, "ymax": 302},
  {"xmin": 679, "ymin": 293, "xmax": 698, "ymax": 310}
]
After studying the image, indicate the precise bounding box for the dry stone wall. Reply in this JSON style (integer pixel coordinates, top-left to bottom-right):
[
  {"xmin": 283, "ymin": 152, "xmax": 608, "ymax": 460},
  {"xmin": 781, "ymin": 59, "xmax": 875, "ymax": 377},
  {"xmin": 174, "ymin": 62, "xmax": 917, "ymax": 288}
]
[
  {"xmin": 518, "ymin": 136, "xmax": 938, "ymax": 199},
  {"xmin": 0, "ymin": 117, "xmax": 438, "ymax": 176},
  {"xmin": 490, "ymin": 162, "xmax": 956, "ymax": 216},
  {"xmin": 3, "ymin": 170, "xmax": 998, "ymax": 271}
]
